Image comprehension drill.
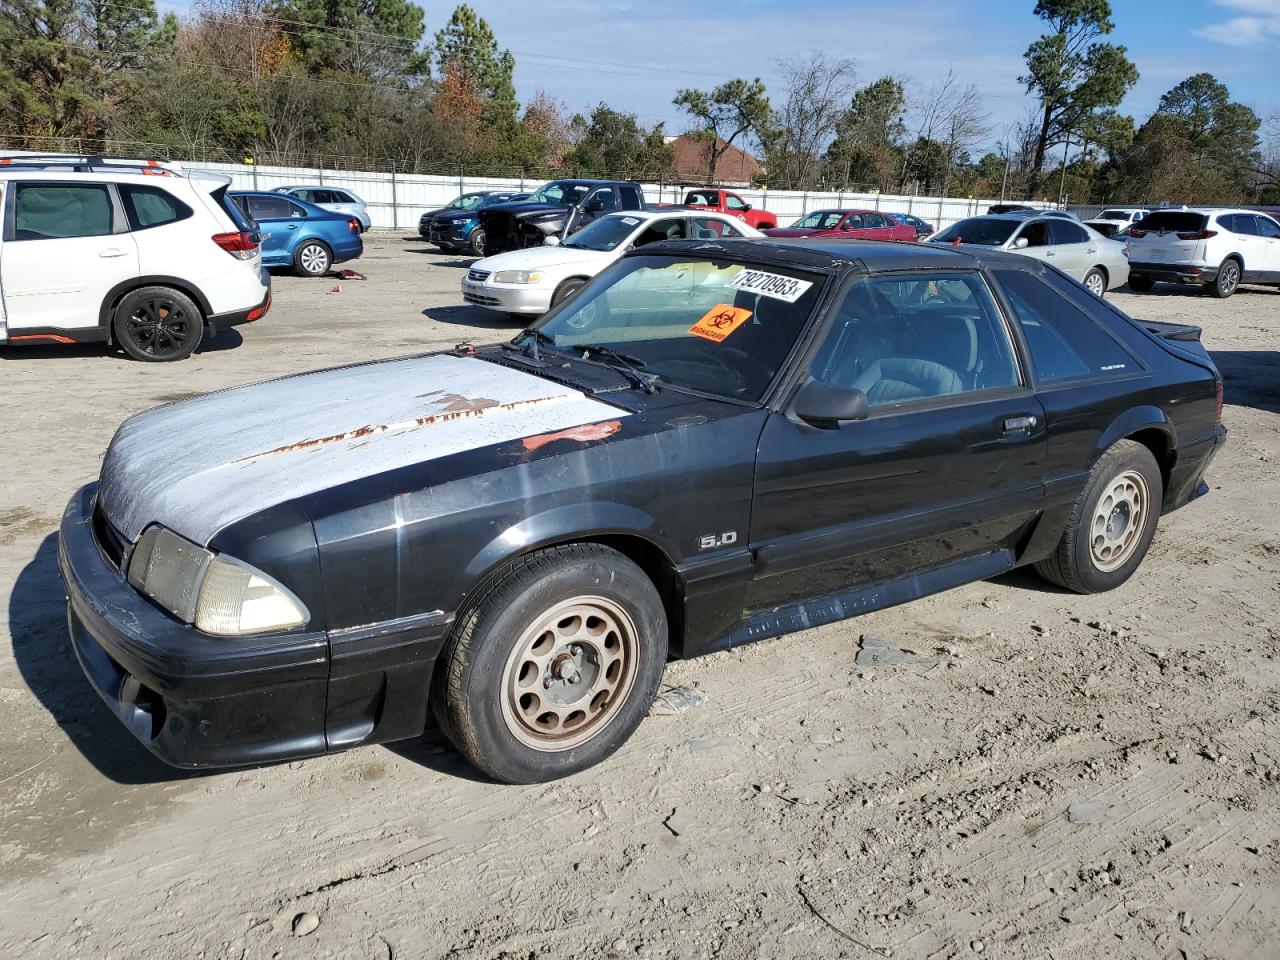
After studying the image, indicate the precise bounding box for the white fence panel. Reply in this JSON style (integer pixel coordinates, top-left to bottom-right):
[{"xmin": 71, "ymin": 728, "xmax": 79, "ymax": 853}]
[{"xmin": 187, "ymin": 160, "xmax": 1056, "ymax": 232}]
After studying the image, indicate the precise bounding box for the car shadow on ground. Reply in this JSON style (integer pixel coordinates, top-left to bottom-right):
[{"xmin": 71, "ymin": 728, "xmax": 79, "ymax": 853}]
[
  {"xmin": 423, "ymin": 305, "xmax": 521, "ymax": 330},
  {"xmin": 9, "ymin": 534, "xmax": 195, "ymax": 785},
  {"xmin": 987, "ymin": 566, "xmax": 1073, "ymax": 595},
  {"xmin": 1208, "ymin": 350, "xmax": 1279, "ymax": 414},
  {"xmin": 382, "ymin": 721, "xmax": 492, "ymax": 783},
  {"xmin": 0, "ymin": 328, "xmax": 243, "ymax": 362},
  {"xmin": 1124, "ymin": 284, "xmax": 1280, "ymax": 298}
]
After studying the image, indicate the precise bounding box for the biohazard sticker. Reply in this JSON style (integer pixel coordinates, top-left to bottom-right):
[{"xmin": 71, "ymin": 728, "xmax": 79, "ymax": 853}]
[
  {"xmin": 726, "ymin": 268, "xmax": 813, "ymax": 303},
  {"xmin": 689, "ymin": 305, "xmax": 752, "ymax": 343}
]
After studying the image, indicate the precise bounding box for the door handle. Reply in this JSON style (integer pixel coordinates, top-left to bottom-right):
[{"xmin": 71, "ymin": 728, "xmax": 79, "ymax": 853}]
[
  {"xmin": 1003, "ymin": 415, "xmax": 1038, "ymax": 432},
  {"xmin": 288, "ymin": 224, "xmax": 300, "ymax": 230},
  {"xmin": 1044, "ymin": 250, "xmax": 1055, "ymax": 257},
  {"xmin": 1087, "ymin": 247, "xmax": 1097, "ymax": 253},
  {"xmin": 99, "ymin": 248, "xmax": 129, "ymax": 258}
]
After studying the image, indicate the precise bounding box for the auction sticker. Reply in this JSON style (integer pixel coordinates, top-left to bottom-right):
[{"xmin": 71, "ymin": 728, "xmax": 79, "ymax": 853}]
[
  {"xmin": 689, "ymin": 304, "xmax": 752, "ymax": 342},
  {"xmin": 726, "ymin": 268, "xmax": 813, "ymax": 303}
]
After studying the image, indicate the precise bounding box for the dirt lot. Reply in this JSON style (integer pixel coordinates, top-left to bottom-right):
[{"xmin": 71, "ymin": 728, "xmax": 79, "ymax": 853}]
[{"xmin": 1, "ymin": 234, "xmax": 1277, "ymax": 960}]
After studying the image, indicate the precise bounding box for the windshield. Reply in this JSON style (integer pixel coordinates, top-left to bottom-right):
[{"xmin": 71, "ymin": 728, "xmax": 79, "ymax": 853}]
[
  {"xmin": 448, "ymin": 193, "xmax": 488, "ymax": 210},
  {"xmin": 528, "ymin": 181, "xmax": 590, "ymax": 206},
  {"xmin": 1097, "ymin": 210, "xmax": 1130, "ymax": 220},
  {"xmin": 562, "ymin": 214, "xmax": 643, "ymax": 251},
  {"xmin": 932, "ymin": 217, "xmax": 1018, "ymax": 246},
  {"xmin": 479, "ymin": 193, "xmax": 515, "ymax": 208},
  {"xmin": 792, "ymin": 211, "xmax": 843, "ymax": 229},
  {"xmin": 533, "ymin": 255, "xmax": 826, "ymax": 402}
]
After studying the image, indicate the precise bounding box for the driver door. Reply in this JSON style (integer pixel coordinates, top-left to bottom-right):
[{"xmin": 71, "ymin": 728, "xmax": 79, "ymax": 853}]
[{"xmin": 747, "ymin": 270, "xmax": 1046, "ymax": 612}]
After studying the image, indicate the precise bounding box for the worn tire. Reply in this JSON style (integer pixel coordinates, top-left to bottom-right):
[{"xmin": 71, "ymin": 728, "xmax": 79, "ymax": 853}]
[
  {"xmin": 112, "ymin": 286, "xmax": 203, "ymax": 362},
  {"xmin": 432, "ymin": 544, "xmax": 668, "ymax": 783},
  {"xmin": 1034, "ymin": 439, "xmax": 1163, "ymax": 594},
  {"xmin": 293, "ymin": 239, "xmax": 332, "ymax": 277},
  {"xmin": 1083, "ymin": 267, "xmax": 1107, "ymax": 297},
  {"xmin": 550, "ymin": 277, "xmax": 586, "ymax": 308},
  {"xmin": 1211, "ymin": 257, "xmax": 1241, "ymax": 299},
  {"xmin": 1127, "ymin": 276, "xmax": 1155, "ymax": 292}
]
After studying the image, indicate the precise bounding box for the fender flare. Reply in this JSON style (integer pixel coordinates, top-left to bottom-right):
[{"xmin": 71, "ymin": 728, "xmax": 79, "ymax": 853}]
[
  {"xmin": 460, "ymin": 501, "xmax": 679, "ymax": 599},
  {"xmin": 98, "ymin": 275, "xmax": 215, "ymax": 332},
  {"xmin": 1094, "ymin": 405, "xmax": 1176, "ymax": 460}
]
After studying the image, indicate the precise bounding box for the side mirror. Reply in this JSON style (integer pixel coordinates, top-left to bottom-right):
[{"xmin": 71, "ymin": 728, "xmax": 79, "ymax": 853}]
[
  {"xmin": 1013, "ymin": 236, "xmax": 1029, "ymax": 249},
  {"xmin": 792, "ymin": 379, "xmax": 870, "ymax": 427},
  {"xmin": 543, "ymin": 235, "xmax": 561, "ymax": 246},
  {"xmin": 742, "ymin": 203, "xmax": 752, "ymax": 211},
  {"xmin": 584, "ymin": 200, "xmax": 606, "ymax": 213}
]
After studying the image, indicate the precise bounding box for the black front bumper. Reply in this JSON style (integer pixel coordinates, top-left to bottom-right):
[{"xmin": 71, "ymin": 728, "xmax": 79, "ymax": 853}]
[{"xmin": 58, "ymin": 484, "xmax": 330, "ymax": 768}]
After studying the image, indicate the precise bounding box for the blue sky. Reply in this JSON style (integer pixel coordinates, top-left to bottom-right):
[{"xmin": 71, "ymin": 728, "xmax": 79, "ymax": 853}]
[{"xmin": 458, "ymin": 0, "xmax": 1279, "ymax": 151}]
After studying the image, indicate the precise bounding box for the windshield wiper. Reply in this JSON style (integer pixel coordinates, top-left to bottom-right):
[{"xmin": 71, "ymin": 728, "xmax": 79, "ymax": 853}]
[
  {"xmin": 501, "ymin": 327, "xmax": 558, "ymax": 362},
  {"xmin": 574, "ymin": 344, "xmax": 659, "ymax": 394}
]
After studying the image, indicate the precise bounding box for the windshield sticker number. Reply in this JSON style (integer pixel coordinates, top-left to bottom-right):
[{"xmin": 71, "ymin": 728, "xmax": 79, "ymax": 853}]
[
  {"xmin": 689, "ymin": 305, "xmax": 752, "ymax": 343},
  {"xmin": 620, "ymin": 216, "xmax": 640, "ymax": 225},
  {"xmin": 726, "ymin": 269, "xmax": 813, "ymax": 303}
]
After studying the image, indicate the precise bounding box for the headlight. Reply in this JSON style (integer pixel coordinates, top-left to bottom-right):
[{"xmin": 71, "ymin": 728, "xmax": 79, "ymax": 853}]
[
  {"xmin": 493, "ymin": 270, "xmax": 543, "ymax": 284},
  {"xmin": 127, "ymin": 526, "xmax": 309, "ymax": 636}
]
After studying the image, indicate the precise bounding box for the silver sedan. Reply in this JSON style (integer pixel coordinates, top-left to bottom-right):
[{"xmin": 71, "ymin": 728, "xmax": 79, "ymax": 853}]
[{"xmin": 928, "ymin": 214, "xmax": 1130, "ymax": 295}]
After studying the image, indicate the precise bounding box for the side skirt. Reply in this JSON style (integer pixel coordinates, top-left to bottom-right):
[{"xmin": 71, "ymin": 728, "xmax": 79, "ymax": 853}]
[{"xmin": 712, "ymin": 548, "xmax": 1016, "ymax": 653}]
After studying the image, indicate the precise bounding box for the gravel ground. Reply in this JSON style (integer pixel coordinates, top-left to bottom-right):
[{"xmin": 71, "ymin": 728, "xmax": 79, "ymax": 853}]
[{"xmin": 1, "ymin": 233, "xmax": 1277, "ymax": 959}]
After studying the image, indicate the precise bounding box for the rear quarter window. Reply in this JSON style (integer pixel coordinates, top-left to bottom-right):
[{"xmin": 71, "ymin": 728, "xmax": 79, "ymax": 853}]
[
  {"xmin": 120, "ymin": 185, "xmax": 192, "ymax": 230},
  {"xmin": 995, "ymin": 269, "xmax": 1139, "ymax": 384}
]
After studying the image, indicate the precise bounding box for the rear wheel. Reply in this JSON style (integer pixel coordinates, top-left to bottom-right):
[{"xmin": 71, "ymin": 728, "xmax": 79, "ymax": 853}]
[
  {"xmin": 469, "ymin": 228, "xmax": 486, "ymax": 257},
  {"xmin": 1212, "ymin": 258, "xmax": 1240, "ymax": 298},
  {"xmin": 1034, "ymin": 439, "xmax": 1163, "ymax": 594},
  {"xmin": 294, "ymin": 240, "xmax": 332, "ymax": 277},
  {"xmin": 1127, "ymin": 275, "xmax": 1155, "ymax": 292},
  {"xmin": 112, "ymin": 286, "xmax": 203, "ymax": 362},
  {"xmin": 432, "ymin": 544, "xmax": 667, "ymax": 783},
  {"xmin": 1083, "ymin": 267, "xmax": 1107, "ymax": 297}
]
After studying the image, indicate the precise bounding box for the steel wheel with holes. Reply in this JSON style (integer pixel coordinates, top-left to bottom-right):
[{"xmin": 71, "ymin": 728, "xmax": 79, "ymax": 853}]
[
  {"xmin": 1083, "ymin": 268, "xmax": 1107, "ymax": 297},
  {"xmin": 432, "ymin": 543, "xmax": 667, "ymax": 783},
  {"xmin": 293, "ymin": 240, "xmax": 332, "ymax": 277},
  {"xmin": 112, "ymin": 286, "xmax": 203, "ymax": 362},
  {"xmin": 1034, "ymin": 439, "xmax": 1163, "ymax": 593},
  {"xmin": 1212, "ymin": 258, "xmax": 1240, "ymax": 298}
]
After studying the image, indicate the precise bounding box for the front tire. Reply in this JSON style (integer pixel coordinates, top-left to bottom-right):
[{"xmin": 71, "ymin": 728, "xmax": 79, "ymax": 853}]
[
  {"xmin": 468, "ymin": 228, "xmax": 486, "ymax": 257},
  {"xmin": 294, "ymin": 240, "xmax": 332, "ymax": 277},
  {"xmin": 1212, "ymin": 258, "xmax": 1240, "ymax": 298},
  {"xmin": 432, "ymin": 544, "xmax": 668, "ymax": 783},
  {"xmin": 1083, "ymin": 267, "xmax": 1107, "ymax": 297},
  {"xmin": 112, "ymin": 286, "xmax": 203, "ymax": 362},
  {"xmin": 550, "ymin": 277, "xmax": 586, "ymax": 308},
  {"xmin": 1034, "ymin": 439, "xmax": 1163, "ymax": 594},
  {"xmin": 1127, "ymin": 276, "xmax": 1155, "ymax": 292}
]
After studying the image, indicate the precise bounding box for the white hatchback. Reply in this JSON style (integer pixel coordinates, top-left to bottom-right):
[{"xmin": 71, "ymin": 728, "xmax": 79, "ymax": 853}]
[
  {"xmin": 0, "ymin": 155, "xmax": 270, "ymax": 361},
  {"xmin": 1126, "ymin": 207, "xmax": 1280, "ymax": 297},
  {"xmin": 461, "ymin": 209, "xmax": 762, "ymax": 316}
]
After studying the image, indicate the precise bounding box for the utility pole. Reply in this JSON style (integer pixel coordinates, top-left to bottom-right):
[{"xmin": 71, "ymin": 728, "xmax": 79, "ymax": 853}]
[{"xmin": 1057, "ymin": 137, "xmax": 1070, "ymax": 207}]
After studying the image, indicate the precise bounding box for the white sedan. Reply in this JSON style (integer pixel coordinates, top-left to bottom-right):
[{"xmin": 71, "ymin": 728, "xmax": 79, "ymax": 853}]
[{"xmin": 460, "ymin": 209, "xmax": 763, "ymax": 316}]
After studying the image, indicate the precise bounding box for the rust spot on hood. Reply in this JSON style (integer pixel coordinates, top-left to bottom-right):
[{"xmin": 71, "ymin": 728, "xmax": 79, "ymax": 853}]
[
  {"xmin": 521, "ymin": 420, "xmax": 622, "ymax": 452},
  {"xmin": 232, "ymin": 393, "xmax": 562, "ymax": 464}
]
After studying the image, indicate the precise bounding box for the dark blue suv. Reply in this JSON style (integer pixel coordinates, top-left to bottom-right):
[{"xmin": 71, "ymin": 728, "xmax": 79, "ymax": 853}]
[
  {"xmin": 230, "ymin": 191, "xmax": 363, "ymax": 277},
  {"xmin": 420, "ymin": 191, "xmax": 527, "ymax": 256}
]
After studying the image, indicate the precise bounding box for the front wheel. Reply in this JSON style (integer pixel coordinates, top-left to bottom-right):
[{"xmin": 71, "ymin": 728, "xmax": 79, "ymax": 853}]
[
  {"xmin": 293, "ymin": 240, "xmax": 332, "ymax": 277},
  {"xmin": 550, "ymin": 277, "xmax": 586, "ymax": 308},
  {"xmin": 432, "ymin": 544, "xmax": 668, "ymax": 783},
  {"xmin": 112, "ymin": 286, "xmax": 203, "ymax": 362},
  {"xmin": 1083, "ymin": 268, "xmax": 1107, "ymax": 297},
  {"xmin": 1034, "ymin": 439, "xmax": 1163, "ymax": 594},
  {"xmin": 468, "ymin": 228, "xmax": 486, "ymax": 257},
  {"xmin": 1212, "ymin": 258, "xmax": 1240, "ymax": 299}
]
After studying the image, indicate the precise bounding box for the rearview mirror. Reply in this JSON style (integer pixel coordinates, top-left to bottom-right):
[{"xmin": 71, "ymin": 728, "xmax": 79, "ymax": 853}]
[
  {"xmin": 1013, "ymin": 236, "xmax": 1029, "ymax": 249},
  {"xmin": 544, "ymin": 235, "xmax": 561, "ymax": 246},
  {"xmin": 793, "ymin": 379, "xmax": 870, "ymax": 427}
]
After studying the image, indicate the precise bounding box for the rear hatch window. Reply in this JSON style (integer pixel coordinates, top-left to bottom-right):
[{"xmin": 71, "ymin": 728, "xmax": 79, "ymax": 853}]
[
  {"xmin": 214, "ymin": 185, "xmax": 257, "ymax": 229},
  {"xmin": 1135, "ymin": 212, "xmax": 1206, "ymax": 234}
]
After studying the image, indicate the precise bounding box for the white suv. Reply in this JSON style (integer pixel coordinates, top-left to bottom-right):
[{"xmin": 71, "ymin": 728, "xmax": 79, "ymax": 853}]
[
  {"xmin": 1084, "ymin": 207, "xmax": 1148, "ymax": 238},
  {"xmin": 1126, "ymin": 207, "xmax": 1280, "ymax": 298},
  {"xmin": 0, "ymin": 155, "xmax": 271, "ymax": 361}
]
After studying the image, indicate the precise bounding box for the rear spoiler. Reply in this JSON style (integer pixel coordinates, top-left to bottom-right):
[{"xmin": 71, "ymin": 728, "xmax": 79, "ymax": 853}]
[{"xmin": 1141, "ymin": 320, "xmax": 1202, "ymax": 342}]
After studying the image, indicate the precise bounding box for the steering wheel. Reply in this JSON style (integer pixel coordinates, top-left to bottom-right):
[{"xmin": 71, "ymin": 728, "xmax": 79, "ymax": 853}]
[{"xmin": 719, "ymin": 346, "xmax": 774, "ymax": 384}]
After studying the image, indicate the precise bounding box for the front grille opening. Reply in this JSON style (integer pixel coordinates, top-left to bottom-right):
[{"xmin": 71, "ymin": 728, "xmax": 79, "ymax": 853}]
[
  {"xmin": 121, "ymin": 674, "xmax": 168, "ymax": 742},
  {"xmin": 92, "ymin": 503, "xmax": 127, "ymax": 570}
]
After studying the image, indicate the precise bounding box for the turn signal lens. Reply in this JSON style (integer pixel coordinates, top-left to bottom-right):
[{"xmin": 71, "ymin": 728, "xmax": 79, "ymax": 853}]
[{"xmin": 194, "ymin": 555, "xmax": 308, "ymax": 636}]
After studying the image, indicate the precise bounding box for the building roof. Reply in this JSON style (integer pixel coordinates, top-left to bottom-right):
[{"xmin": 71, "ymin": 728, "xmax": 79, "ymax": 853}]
[{"xmin": 669, "ymin": 134, "xmax": 762, "ymax": 186}]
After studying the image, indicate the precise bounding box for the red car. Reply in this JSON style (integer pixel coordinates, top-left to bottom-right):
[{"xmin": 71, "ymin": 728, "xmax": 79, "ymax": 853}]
[
  {"xmin": 764, "ymin": 208, "xmax": 915, "ymax": 242},
  {"xmin": 682, "ymin": 188, "xmax": 778, "ymax": 230}
]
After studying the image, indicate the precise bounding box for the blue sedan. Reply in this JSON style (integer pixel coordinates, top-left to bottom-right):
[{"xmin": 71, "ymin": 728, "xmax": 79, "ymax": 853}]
[{"xmin": 230, "ymin": 191, "xmax": 364, "ymax": 277}]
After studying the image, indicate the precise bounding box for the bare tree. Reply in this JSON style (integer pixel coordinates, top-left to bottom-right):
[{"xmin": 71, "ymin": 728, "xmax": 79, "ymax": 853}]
[
  {"xmin": 901, "ymin": 68, "xmax": 989, "ymax": 194},
  {"xmin": 768, "ymin": 53, "xmax": 857, "ymax": 190}
]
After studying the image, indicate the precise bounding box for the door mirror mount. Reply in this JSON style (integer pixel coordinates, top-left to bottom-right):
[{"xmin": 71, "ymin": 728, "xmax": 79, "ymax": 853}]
[{"xmin": 793, "ymin": 380, "xmax": 870, "ymax": 427}]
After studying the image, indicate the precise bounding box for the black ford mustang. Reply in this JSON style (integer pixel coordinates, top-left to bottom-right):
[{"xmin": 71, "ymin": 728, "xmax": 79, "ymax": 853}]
[{"xmin": 59, "ymin": 239, "xmax": 1226, "ymax": 782}]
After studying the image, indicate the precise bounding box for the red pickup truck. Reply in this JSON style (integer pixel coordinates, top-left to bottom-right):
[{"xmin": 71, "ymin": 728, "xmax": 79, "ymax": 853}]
[{"xmin": 683, "ymin": 189, "xmax": 778, "ymax": 230}]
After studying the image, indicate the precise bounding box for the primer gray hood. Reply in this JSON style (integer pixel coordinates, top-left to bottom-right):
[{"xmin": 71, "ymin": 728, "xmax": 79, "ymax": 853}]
[{"xmin": 98, "ymin": 354, "xmax": 627, "ymax": 544}]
